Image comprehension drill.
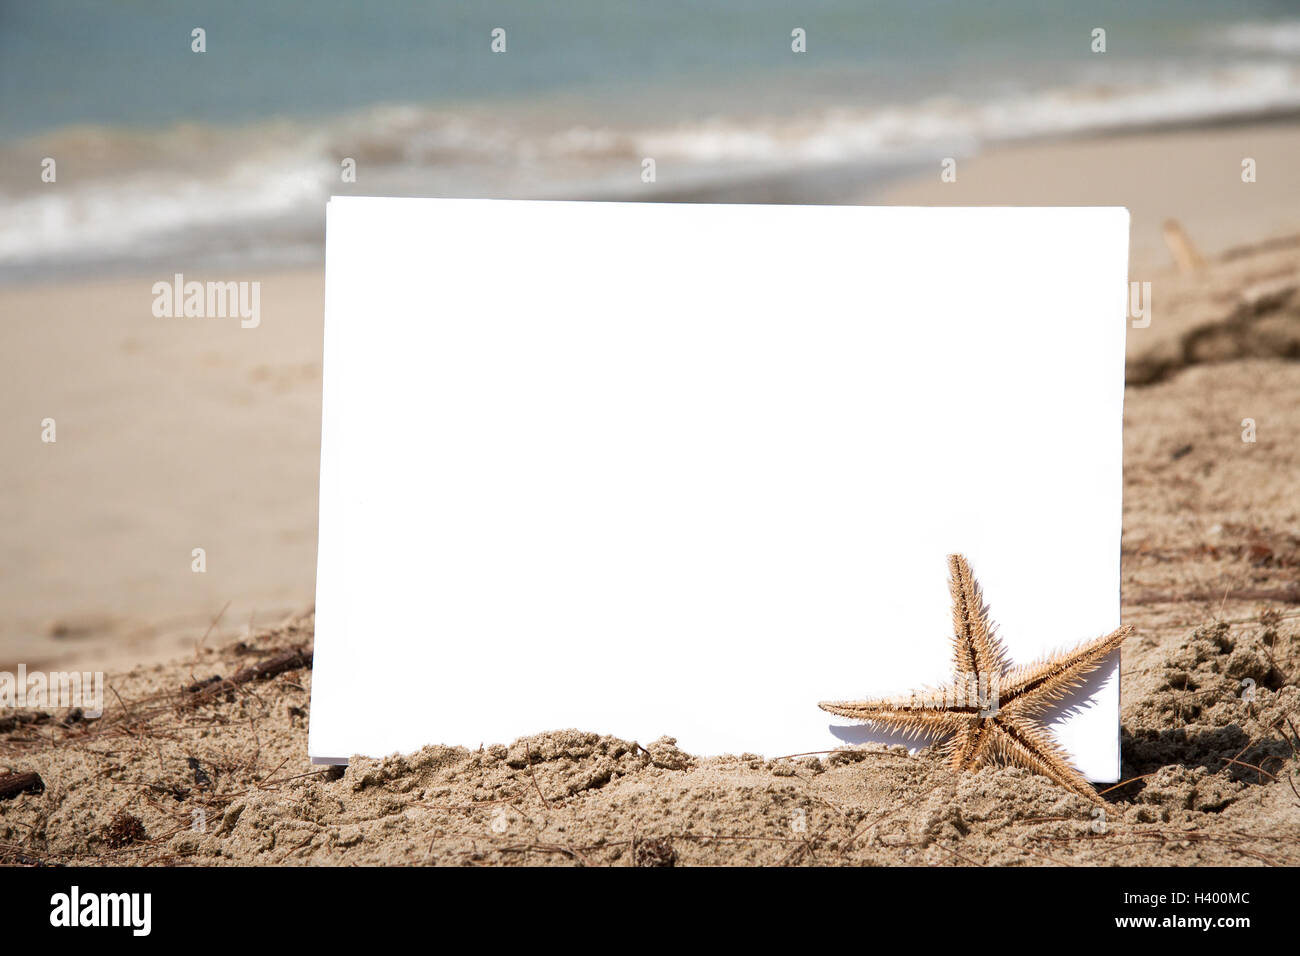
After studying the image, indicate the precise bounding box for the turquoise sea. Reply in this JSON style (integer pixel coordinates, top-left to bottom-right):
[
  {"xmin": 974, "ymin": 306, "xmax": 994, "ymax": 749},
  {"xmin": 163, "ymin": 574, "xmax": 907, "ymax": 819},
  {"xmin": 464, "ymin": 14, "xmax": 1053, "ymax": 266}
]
[{"xmin": 2, "ymin": 0, "xmax": 1299, "ymax": 277}]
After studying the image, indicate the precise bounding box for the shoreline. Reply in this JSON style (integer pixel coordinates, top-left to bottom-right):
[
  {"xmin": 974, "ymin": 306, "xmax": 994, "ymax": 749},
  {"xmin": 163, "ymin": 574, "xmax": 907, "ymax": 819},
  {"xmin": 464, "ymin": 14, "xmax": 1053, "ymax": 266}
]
[{"xmin": 5, "ymin": 108, "xmax": 1300, "ymax": 287}]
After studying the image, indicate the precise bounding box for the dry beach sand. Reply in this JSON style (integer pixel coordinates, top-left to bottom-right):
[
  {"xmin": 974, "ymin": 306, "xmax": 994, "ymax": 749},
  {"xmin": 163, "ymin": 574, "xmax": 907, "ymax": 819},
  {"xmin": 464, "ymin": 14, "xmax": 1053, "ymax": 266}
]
[
  {"xmin": 1, "ymin": 121, "xmax": 1299, "ymax": 865},
  {"xmin": 4, "ymin": 356, "xmax": 1300, "ymax": 867}
]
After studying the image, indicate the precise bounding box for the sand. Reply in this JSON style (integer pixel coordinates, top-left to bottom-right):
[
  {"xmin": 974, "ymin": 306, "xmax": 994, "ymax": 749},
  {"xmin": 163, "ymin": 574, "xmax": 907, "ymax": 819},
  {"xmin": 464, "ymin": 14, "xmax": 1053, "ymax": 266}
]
[
  {"xmin": 877, "ymin": 119, "xmax": 1300, "ymax": 274},
  {"xmin": 2, "ymin": 121, "xmax": 1299, "ymax": 864},
  {"xmin": 3, "ymin": 383, "xmax": 1299, "ymax": 866},
  {"xmin": 4, "ymin": 239, "xmax": 1299, "ymax": 868},
  {"xmin": 0, "ymin": 270, "xmax": 324, "ymax": 673}
]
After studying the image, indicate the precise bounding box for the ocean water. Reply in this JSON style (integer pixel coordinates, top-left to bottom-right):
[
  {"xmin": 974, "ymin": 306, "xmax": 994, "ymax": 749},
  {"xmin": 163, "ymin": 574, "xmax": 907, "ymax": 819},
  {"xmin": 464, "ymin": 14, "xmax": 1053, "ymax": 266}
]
[{"xmin": 2, "ymin": 0, "xmax": 1299, "ymax": 278}]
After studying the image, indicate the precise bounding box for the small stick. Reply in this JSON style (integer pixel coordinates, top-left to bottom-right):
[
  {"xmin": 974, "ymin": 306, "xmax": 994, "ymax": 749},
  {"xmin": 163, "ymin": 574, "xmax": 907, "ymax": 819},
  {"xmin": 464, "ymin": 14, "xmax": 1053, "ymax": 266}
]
[
  {"xmin": 1223, "ymin": 757, "xmax": 1278, "ymax": 784},
  {"xmin": 1096, "ymin": 772, "xmax": 1160, "ymax": 796},
  {"xmin": 0, "ymin": 772, "xmax": 45, "ymax": 800},
  {"xmin": 229, "ymin": 648, "xmax": 312, "ymax": 685},
  {"xmin": 1129, "ymin": 586, "xmax": 1300, "ymax": 606},
  {"xmin": 193, "ymin": 600, "xmax": 231, "ymax": 659},
  {"xmin": 524, "ymin": 743, "xmax": 551, "ymax": 809},
  {"xmin": 1162, "ymin": 219, "xmax": 1206, "ymax": 274},
  {"xmin": 256, "ymin": 756, "xmax": 292, "ymax": 790},
  {"xmin": 770, "ymin": 748, "xmax": 905, "ymax": 761},
  {"xmin": 182, "ymin": 647, "xmax": 313, "ymax": 708}
]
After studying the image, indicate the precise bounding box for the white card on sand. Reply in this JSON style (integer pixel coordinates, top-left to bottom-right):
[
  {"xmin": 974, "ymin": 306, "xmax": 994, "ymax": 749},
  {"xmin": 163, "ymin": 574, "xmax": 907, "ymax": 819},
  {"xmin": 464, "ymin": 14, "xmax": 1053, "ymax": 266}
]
[{"xmin": 310, "ymin": 198, "xmax": 1129, "ymax": 781}]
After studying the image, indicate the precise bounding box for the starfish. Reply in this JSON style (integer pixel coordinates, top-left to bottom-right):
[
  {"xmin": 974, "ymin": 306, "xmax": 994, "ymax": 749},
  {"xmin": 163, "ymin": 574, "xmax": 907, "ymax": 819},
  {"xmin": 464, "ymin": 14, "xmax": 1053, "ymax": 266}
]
[{"xmin": 819, "ymin": 554, "xmax": 1132, "ymax": 805}]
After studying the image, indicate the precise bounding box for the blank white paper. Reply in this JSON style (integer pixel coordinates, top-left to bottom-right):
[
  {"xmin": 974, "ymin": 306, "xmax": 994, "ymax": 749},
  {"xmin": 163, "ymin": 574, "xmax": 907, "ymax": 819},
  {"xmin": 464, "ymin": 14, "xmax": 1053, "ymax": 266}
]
[{"xmin": 309, "ymin": 198, "xmax": 1129, "ymax": 781}]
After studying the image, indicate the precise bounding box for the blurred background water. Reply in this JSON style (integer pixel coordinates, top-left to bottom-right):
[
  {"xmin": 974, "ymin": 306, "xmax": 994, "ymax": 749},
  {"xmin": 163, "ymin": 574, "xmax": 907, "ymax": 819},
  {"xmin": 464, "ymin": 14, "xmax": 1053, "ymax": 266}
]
[{"xmin": 2, "ymin": 0, "xmax": 1300, "ymax": 279}]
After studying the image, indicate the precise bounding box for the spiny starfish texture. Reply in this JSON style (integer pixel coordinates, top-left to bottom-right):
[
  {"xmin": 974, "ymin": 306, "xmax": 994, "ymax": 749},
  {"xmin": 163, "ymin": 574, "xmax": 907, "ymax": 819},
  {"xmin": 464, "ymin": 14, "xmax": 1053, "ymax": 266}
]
[{"xmin": 819, "ymin": 554, "xmax": 1132, "ymax": 805}]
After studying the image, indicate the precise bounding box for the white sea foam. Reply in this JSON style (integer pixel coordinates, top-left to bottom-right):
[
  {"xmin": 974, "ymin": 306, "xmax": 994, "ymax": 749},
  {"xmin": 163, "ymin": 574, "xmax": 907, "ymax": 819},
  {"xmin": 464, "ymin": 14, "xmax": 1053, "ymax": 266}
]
[
  {"xmin": 2, "ymin": 57, "xmax": 1297, "ymax": 276},
  {"xmin": 1220, "ymin": 20, "xmax": 1300, "ymax": 55}
]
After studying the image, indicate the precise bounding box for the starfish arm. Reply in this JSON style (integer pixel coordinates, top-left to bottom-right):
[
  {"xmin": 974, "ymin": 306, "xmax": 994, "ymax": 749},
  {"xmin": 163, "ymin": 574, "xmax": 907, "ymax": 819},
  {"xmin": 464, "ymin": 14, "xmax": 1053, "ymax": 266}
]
[
  {"xmin": 984, "ymin": 713, "xmax": 1103, "ymax": 805},
  {"xmin": 948, "ymin": 720, "xmax": 996, "ymax": 771},
  {"xmin": 818, "ymin": 694, "xmax": 973, "ymax": 743},
  {"xmin": 999, "ymin": 624, "xmax": 1133, "ymax": 714},
  {"xmin": 947, "ymin": 554, "xmax": 1010, "ymax": 680}
]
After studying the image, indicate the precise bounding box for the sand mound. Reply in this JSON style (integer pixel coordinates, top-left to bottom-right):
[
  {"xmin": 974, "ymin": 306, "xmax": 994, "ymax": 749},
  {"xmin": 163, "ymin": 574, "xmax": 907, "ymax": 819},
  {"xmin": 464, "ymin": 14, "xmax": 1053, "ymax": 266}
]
[{"xmin": 2, "ymin": 570, "xmax": 1297, "ymax": 865}]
